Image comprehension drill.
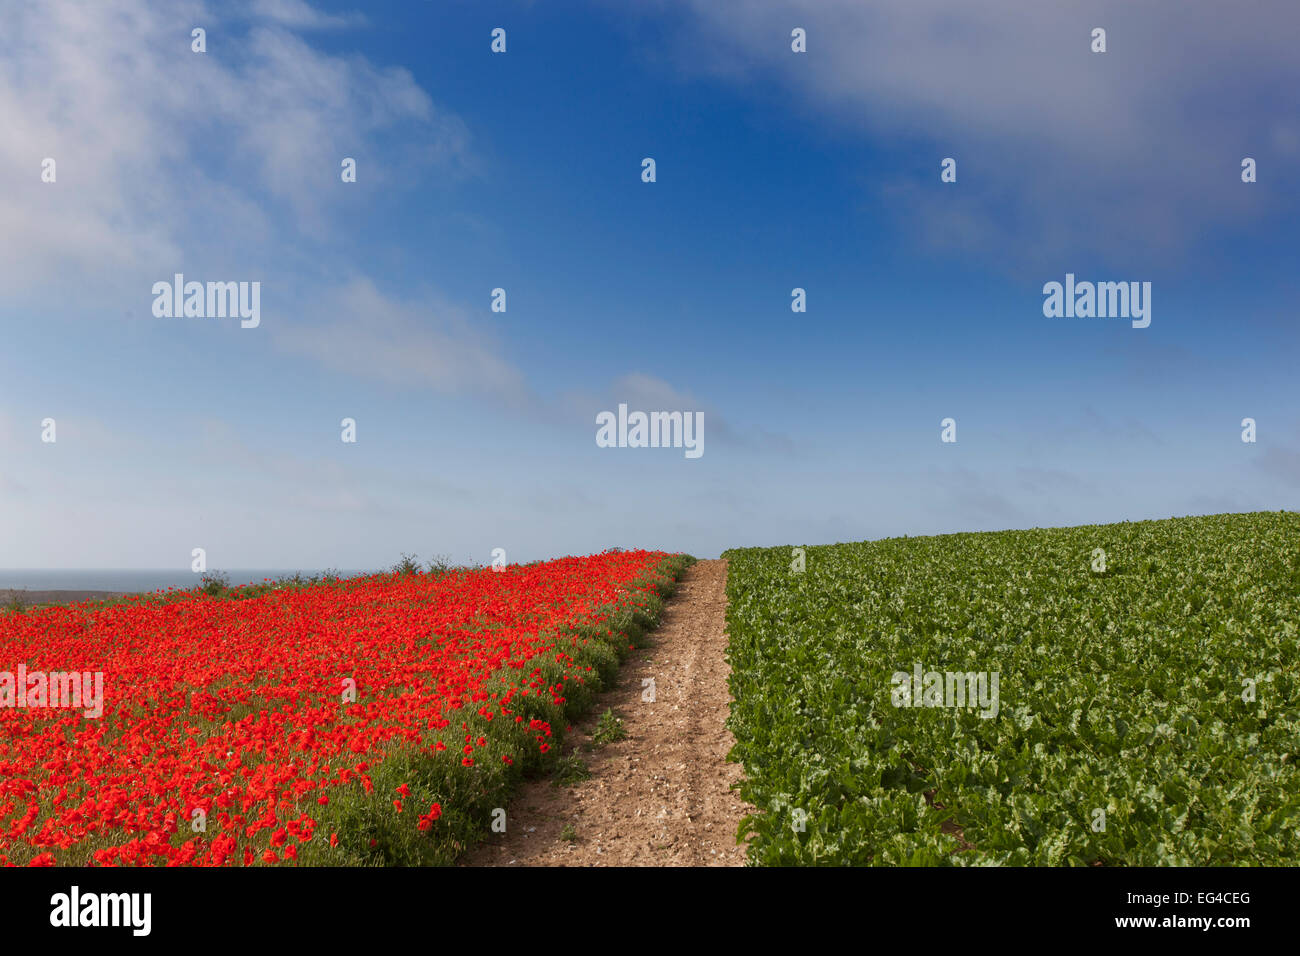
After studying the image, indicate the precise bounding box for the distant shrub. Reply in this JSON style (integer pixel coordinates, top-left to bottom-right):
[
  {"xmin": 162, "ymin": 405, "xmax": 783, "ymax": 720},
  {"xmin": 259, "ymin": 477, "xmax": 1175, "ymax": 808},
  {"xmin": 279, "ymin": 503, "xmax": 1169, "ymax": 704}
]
[
  {"xmin": 425, "ymin": 554, "xmax": 454, "ymax": 575},
  {"xmin": 199, "ymin": 572, "xmax": 230, "ymax": 597},
  {"xmin": 392, "ymin": 553, "xmax": 422, "ymax": 576}
]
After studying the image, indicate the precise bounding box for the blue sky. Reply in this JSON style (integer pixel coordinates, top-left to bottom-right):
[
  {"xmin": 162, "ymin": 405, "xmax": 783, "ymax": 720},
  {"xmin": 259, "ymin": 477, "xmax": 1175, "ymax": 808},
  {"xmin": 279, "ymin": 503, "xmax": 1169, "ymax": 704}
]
[{"xmin": 1, "ymin": 0, "xmax": 1298, "ymax": 569}]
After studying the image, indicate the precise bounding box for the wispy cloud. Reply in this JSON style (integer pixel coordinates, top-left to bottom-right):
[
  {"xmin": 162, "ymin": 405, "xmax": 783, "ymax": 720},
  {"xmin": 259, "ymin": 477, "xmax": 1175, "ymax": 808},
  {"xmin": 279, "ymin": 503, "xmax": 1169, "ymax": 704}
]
[
  {"xmin": 558, "ymin": 371, "xmax": 803, "ymax": 455},
  {"xmin": 244, "ymin": 0, "xmax": 368, "ymax": 30},
  {"xmin": 658, "ymin": 0, "xmax": 1300, "ymax": 267},
  {"xmin": 0, "ymin": 0, "xmax": 466, "ymax": 294},
  {"xmin": 1255, "ymin": 435, "xmax": 1300, "ymax": 488},
  {"xmin": 0, "ymin": 0, "xmax": 509, "ymax": 398},
  {"xmin": 273, "ymin": 277, "xmax": 528, "ymax": 400},
  {"xmin": 931, "ymin": 465, "xmax": 1027, "ymax": 525}
]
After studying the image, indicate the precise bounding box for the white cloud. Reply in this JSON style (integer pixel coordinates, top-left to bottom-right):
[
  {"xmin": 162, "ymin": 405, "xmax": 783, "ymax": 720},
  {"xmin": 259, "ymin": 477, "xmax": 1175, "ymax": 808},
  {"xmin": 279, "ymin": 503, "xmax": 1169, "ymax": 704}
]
[
  {"xmin": 657, "ymin": 0, "xmax": 1300, "ymax": 266},
  {"xmin": 0, "ymin": 0, "xmax": 464, "ymax": 288},
  {"xmin": 558, "ymin": 371, "xmax": 800, "ymax": 455},
  {"xmin": 611, "ymin": 371, "xmax": 702, "ymax": 412},
  {"xmin": 274, "ymin": 277, "xmax": 529, "ymax": 399},
  {"xmin": 0, "ymin": 0, "xmax": 520, "ymax": 399},
  {"xmin": 244, "ymin": 0, "xmax": 368, "ymax": 30}
]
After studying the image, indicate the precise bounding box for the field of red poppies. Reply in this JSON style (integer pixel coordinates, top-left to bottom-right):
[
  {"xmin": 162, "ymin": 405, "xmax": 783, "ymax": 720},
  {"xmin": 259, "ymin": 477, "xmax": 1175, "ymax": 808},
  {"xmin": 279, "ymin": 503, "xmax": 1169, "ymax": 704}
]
[{"xmin": 0, "ymin": 550, "xmax": 688, "ymax": 867}]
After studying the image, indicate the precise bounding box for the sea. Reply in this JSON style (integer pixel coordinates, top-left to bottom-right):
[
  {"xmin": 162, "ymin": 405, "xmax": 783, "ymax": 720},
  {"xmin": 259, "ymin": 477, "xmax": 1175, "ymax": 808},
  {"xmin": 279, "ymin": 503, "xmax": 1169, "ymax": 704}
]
[{"xmin": 0, "ymin": 569, "xmax": 378, "ymax": 594}]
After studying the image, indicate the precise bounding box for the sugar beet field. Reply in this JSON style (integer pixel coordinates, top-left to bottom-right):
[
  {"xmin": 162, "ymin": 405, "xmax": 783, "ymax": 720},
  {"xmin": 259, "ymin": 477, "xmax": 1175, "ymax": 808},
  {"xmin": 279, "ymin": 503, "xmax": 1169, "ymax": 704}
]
[{"xmin": 725, "ymin": 511, "xmax": 1299, "ymax": 865}]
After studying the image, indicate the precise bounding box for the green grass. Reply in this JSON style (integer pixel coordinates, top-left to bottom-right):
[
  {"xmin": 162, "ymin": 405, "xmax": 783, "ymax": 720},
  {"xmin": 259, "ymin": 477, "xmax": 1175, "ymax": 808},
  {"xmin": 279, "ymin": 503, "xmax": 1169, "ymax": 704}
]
[
  {"xmin": 723, "ymin": 512, "xmax": 1300, "ymax": 865},
  {"xmin": 591, "ymin": 708, "xmax": 628, "ymax": 746},
  {"xmin": 552, "ymin": 753, "xmax": 592, "ymax": 787}
]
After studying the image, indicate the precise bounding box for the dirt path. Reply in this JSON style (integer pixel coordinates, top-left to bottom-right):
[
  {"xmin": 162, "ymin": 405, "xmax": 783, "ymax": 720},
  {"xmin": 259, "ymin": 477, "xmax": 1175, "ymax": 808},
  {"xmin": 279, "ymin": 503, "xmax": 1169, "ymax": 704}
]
[{"xmin": 463, "ymin": 558, "xmax": 750, "ymax": 866}]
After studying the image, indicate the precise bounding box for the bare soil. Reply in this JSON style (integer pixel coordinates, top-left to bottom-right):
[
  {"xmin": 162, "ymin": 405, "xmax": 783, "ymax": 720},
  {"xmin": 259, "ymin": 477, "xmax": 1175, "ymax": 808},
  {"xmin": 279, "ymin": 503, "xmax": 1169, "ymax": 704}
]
[{"xmin": 463, "ymin": 558, "xmax": 750, "ymax": 866}]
